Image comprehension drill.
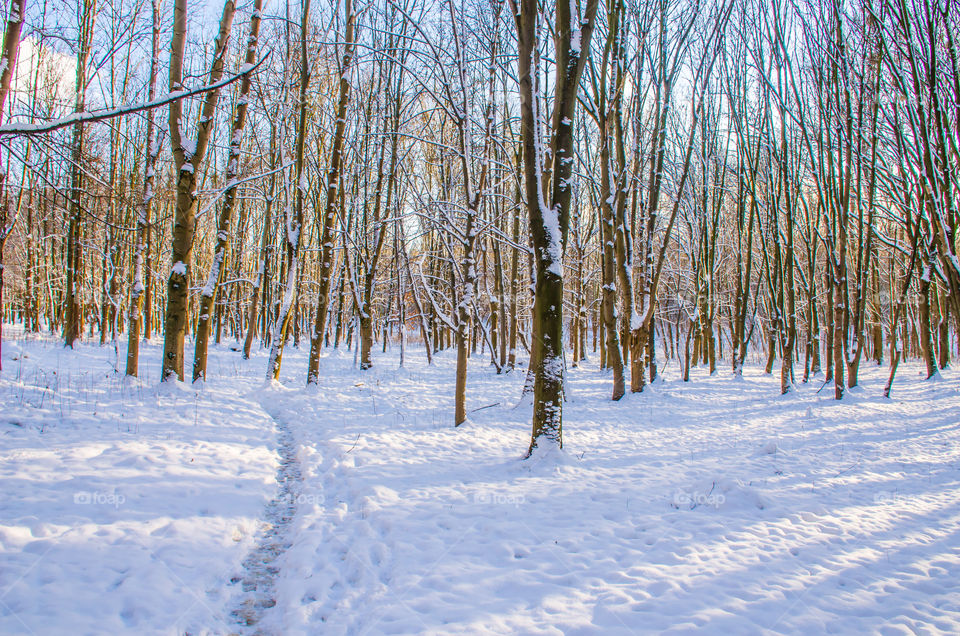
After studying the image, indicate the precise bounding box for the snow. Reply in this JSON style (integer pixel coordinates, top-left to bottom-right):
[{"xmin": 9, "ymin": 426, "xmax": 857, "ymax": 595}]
[
  {"xmin": 181, "ymin": 138, "xmax": 197, "ymax": 159},
  {"xmin": 0, "ymin": 329, "xmax": 274, "ymax": 634},
  {"xmin": 570, "ymin": 1, "xmax": 582, "ymax": 56},
  {"xmin": 2, "ymin": 326, "xmax": 960, "ymax": 634},
  {"xmin": 170, "ymin": 261, "xmax": 187, "ymax": 276},
  {"xmin": 201, "ymin": 250, "xmax": 223, "ymax": 298},
  {"xmin": 541, "ymin": 205, "xmax": 564, "ymax": 277}
]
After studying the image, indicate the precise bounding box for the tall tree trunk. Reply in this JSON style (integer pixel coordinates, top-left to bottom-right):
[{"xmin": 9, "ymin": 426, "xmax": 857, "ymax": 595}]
[
  {"xmin": 126, "ymin": 0, "xmax": 161, "ymax": 376},
  {"xmin": 63, "ymin": 0, "xmax": 97, "ymax": 348},
  {"xmin": 514, "ymin": 0, "xmax": 599, "ymax": 454},
  {"xmin": 306, "ymin": 0, "xmax": 355, "ymax": 384},
  {"xmin": 162, "ymin": 0, "xmax": 236, "ymax": 380},
  {"xmin": 194, "ymin": 0, "xmax": 262, "ymax": 381},
  {"xmin": 0, "ymin": 0, "xmax": 26, "ymax": 371},
  {"xmin": 266, "ymin": 0, "xmax": 311, "ymax": 381}
]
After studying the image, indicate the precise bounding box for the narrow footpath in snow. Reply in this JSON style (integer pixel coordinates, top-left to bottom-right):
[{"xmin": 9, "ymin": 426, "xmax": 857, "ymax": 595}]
[{"xmin": 231, "ymin": 401, "xmax": 303, "ymax": 631}]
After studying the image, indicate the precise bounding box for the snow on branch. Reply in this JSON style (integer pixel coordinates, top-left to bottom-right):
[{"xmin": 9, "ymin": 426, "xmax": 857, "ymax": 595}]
[{"xmin": 0, "ymin": 52, "xmax": 271, "ymax": 137}]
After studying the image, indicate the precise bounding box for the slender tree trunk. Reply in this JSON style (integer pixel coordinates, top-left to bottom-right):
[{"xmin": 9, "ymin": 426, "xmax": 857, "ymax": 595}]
[
  {"xmin": 919, "ymin": 264, "xmax": 937, "ymax": 379},
  {"xmin": 507, "ymin": 182, "xmax": 521, "ymax": 371},
  {"xmin": 162, "ymin": 0, "xmax": 236, "ymax": 380},
  {"xmin": 64, "ymin": 0, "xmax": 97, "ymax": 348},
  {"xmin": 833, "ymin": 261, "xmax": 846, "ymax": 399},
  {"xmin": 514, "ymin": 0, "xmax": 599, "ymax": 453},
  {"xmin": 126, "ymin": 0, "xmax": 160, "ymax": 376},
  {"xmin": 266, "ymin": 0, "xmax": 311, "ymax": 381},
  {"xmin": 242, "ymin": 125, "xmax": 279, "ymax": 359},
  {"xmin": 194, "ymin": 0, "xmax": 262, "ymax": 381},
  {"xmin": 938, "ymin": 289, "xmax": 949, "ymax": 369},
  {"xmin": 0, "ymin": 0, "xmax": 26, "ymax": 370},
  {"xmin": 306, "ymin": 0, "xmax": 355, "ymax": 384}
]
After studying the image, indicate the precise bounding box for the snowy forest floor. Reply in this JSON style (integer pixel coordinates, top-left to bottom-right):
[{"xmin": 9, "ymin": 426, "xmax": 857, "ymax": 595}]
[{"xmin": 2, "ymin": 325, "xmax": 960, "ymax": 635}]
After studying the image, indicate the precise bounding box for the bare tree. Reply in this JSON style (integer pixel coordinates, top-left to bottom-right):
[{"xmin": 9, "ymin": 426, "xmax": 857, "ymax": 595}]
[
  {"xmin": 161, "ymin": 0, "xmax": 237, "ymax": 380},
  {"xmin": 305, "ymin": 0, "xmax": 356, "ymax": 385},
  {"xmin": 512, "ymin": 0, "xmax": 600, "ymax": 453},
  {"xmin": 194, "ymin": 0, "xmax": 264, "ymax": 381},
  {"xmin": 125, "ymin": 0, "xmax": 162, "ymax": 377},
  {"xmin": 266, "ymin": 0, "xmax": 311, "ymax": 381},
  {"xmin": 0, "ymin": 0, "xmax": 26, "ymax": 370}
]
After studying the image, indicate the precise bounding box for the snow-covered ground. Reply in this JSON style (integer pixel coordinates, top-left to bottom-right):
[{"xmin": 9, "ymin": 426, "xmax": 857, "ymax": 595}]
[{"xmin": 2, "ymin": 325, "xmax": 960, "ymax": 635}]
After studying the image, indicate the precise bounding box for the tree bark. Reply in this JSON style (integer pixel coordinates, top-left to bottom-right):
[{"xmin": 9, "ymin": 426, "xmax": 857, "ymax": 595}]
[
  {"xmin": 266, "ymin": 0, "xmax": 311, "ymax": 381},
  {"xmin": 306, "ymin": 0, "xmax": 355, "ymax": 384},
  {"xmin": 162, "ymin": 0, "xmax": 236, "ymax": 380},
  {"xmin": 194, "ymin": 0, "xmax": 263, "ymax": 381},
  {"xmin": 513, "ymin": 0, "xmax": 599, "ymax": 454},
  {"xmin": 63, "ymin": 0, "xmax": 97, "ymax": 348},
  {"xmin": 126, "ymin": 0, "xmax": 161, "ymax": 376},
  {"xmin": 0, "ymin": 0, "xmax": 26, "ymax": 371}
]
